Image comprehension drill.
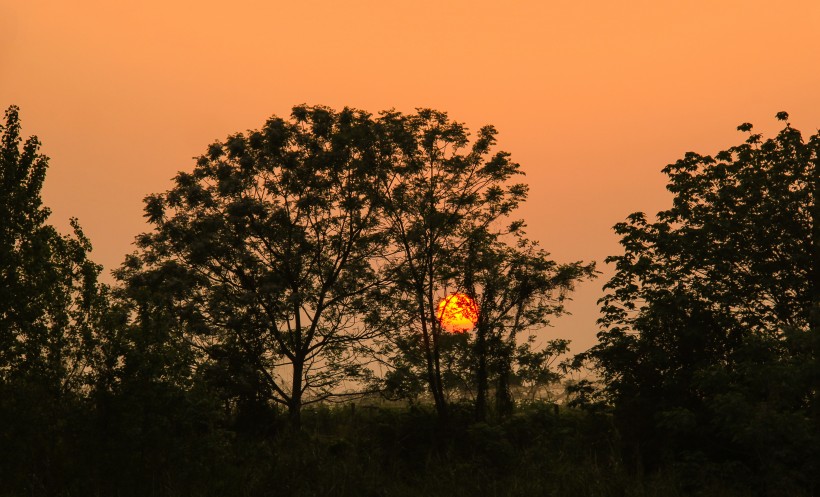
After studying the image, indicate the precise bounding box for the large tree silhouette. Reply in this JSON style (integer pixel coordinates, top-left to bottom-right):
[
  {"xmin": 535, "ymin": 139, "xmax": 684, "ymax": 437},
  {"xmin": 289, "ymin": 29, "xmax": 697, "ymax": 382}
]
[
  {"xmin": 460, "ymin": 228, "xmax": 595, "ymax": 419},
  {"xmin": 127, "ymin": 105, "xmax": 387, "ymax": 427},
  {"xmin": 0, "ymin": 105, "xmax": 104, "ymax": 493},
  {"xmin": 587, "ymin": 113, "xmax": 820, "ymax": 484},
  {"xmin": 372, "ymin": 109, "xmax": 530, "ymax": 420},
  {"xmin": 0, "ymin": 105, "xmax": 102, "ymax": 388}
]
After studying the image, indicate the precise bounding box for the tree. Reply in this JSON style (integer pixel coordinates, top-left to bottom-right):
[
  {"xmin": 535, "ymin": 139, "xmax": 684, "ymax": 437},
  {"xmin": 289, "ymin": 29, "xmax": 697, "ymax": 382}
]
[
  {"xmin": 460, "ymin": 229, "xmax": 594, "ymax": 418},
  {"xmin": 0, "ymin": 105, "xmax": 104, "ymax": 493},
  {"xmin": 373, "ymin": 109, "xmax": 581, "ymax": 421},
  {"xmin": 127, "ymin": 105, "xmax": 387, "ymax": 428},
  {"xmin": 373, "ymin": 109, "xmax": 526, "ymax": 420},
  {"xmin": 0, "ymin": 105, "xmax": 102, "ymax": 387},
  {"xmin": 586, "ymin": 113, "xmax": 819, "ymax": 487}
]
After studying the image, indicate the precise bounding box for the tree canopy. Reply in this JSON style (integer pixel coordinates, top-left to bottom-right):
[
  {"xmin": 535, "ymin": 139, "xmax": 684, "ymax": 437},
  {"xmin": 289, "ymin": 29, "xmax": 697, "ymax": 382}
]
[
  {"xmin": 460, "ymin": 229, "xmax": 595, "ymax": 418},
  {"xmin": 0, "ymin": 105, "xmax": 104, "ymax": 391},
  {"xmin": 369, "ymin": 109, "xmax": 593, "ymax": 420},
  {"xmin": 124, "ymin": 105, "xmax": 388, "ymax": 426},
  {"xmin": 586, "ymin": 113, "xmax": 820, "ymax": 487},
  {"xmin": 0, "ymin": 105, "xmax": 106, "ymax": 493}
]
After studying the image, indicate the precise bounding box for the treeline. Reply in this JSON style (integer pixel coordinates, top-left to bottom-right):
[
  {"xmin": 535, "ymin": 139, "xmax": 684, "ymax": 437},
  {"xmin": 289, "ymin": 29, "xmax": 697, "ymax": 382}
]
[
  {"xmin": 0, "ymin": 105, "xmax": 818, "ymax": 496},
  {"xmin": 582, "ymin": 113, "xmax": 820, "ymax": 494}
]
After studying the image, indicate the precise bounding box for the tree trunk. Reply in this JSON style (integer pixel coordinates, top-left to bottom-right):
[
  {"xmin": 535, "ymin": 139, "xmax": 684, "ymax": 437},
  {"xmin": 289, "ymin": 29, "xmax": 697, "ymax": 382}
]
[
  {"xmin": 289, "ymin": 357, "xmax": 304, "ymax": 430},
  {"xmin": 497, "ymin": 301, "xmax": 523, "ymax": 417},
  {"xmin": 417, "ymin": 297, "xmax": 447, "ymax": 421},
  {"xmin": 495, "ymin": 356, "xmax": 514, "ymax": 417},
  {"xmin": 425, "ymin": 264, "xmax": 449, "ymax": 422},
  {"xmin": 474, "ymin": 321, "xmax": 488, "ymax": 421},
  {"xmin": 431, "ymin": 325, "xmax": 448, "ymax": 419}
]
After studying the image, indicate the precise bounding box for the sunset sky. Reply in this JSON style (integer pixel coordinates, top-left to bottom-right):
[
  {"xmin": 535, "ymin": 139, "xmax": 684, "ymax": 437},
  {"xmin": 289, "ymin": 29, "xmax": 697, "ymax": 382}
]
[{"xmin": 2, "ymin": 0, "xmax": 819, "ymax": 352}]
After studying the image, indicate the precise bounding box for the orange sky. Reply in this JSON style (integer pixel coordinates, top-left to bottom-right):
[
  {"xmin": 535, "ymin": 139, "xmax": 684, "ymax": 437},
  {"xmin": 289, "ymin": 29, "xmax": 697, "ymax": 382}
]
[{"xmin": 2, "ymin": 0, "xmax": 819, "ymax": 352}]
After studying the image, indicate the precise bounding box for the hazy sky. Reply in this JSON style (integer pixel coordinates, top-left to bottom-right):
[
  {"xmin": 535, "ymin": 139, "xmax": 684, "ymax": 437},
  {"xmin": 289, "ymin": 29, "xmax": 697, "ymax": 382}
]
[{"xmin": 2, "ymin": 0, "xmax": 819, "ymax": 352}]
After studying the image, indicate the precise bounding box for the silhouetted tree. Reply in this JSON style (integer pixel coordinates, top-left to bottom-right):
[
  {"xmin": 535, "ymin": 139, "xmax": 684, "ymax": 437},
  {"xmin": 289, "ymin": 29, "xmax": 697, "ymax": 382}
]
[
  {"xmin": 0, "ymin": 105, "xmax": 104, "ymax": 494},
  {"xmin": 128, "ymin": 105, "xmax": 387, "ymax": 428},
  {"xmin": 372, "ymin": 109, "xmax": 528, "ymax": 421},
  {"xmin": 586, "ymin": 113, "xmax": 820, "ymax": 489},
  {"xmin": 460, "ymin": 228, "xmax": 595, "ymax": 418}
]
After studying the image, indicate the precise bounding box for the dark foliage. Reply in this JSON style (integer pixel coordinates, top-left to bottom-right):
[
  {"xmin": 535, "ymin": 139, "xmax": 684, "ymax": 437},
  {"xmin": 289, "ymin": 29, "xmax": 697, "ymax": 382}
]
[
  {"xmin": 585, "ymin": 113, "xmax": 820, "ymax": 494},
  {"xmin": 121, "ymin": 105, "xmax": 388, "ymax": 428},
  {"xmin": 2, "ymin": 105, "xmax": 818, "ymax": 496},
  {"xmin": 0, "ymin": 105, "xmax": 106, "ymax": 495}
]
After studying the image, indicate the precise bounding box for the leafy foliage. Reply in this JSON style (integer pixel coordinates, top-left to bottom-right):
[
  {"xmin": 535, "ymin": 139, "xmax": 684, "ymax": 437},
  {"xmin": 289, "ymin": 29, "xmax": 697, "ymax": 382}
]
[
  {"xmin": 586, "ymin": 113, "xmax": 820, "ymax": 489},
  {"xmin": 460, "ymin": 229, "xmax": 595, "ymax": 418},
  {"xmin": 124, "ymin": 105, "xmax": 388, "ymax": 426},
  {"xmin": 0, "ymin": 105, "xmax": 106, "ymax": 495},
  {"xmin": 0, "ymin": 105, "xmax": 102, "ymax": 388},
  {"xmin": 371, "ymin": 110, "xmax": 589, "ymax": 419},
  {"xmin": 5, "ymin": 102, "xmax": 818, "ymax": 496}
]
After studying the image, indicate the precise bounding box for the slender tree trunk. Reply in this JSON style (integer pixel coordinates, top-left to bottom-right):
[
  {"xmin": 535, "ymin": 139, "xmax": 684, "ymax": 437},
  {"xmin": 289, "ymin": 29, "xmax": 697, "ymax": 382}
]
[
  {"xmin": 496, "ymin": 300, "xmax": 525, "ymax": 417},
  {"xmin": 424, "ymin": 260, "xmax": 448, "ymax": 422},
  {"xmin": 495, "ymin": 355, "xmax": 514, "ymax": 416},
  {"xmin": 464, "ymin": 237, "xmax": 488, "ymax": 420},
  {"xmin": 289, "ymin": 356, "xmax": 304, "ymax": 430},
  {"xmin": 431, "ymin": 324, "xmax": 447, "ymax": 418},
  {"xmin": 475, "ymin": 320, "xmax": 488, "ymax": 421},
  {"xmin": 290, "ymin": 301, "xmax": 304, "ymax": 430},
  {"xmin": 425, "ymin": 156, "xmax": 449, "ymax": 422},
  {"xmin": 417, "ymin": 296, "xmax": 447, "ymax": 420}
]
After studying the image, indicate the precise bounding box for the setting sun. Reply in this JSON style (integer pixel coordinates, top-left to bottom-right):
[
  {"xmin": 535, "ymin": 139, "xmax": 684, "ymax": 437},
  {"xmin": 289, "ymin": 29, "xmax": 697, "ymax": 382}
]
[{"xmin": 437, "ymin": 293, "xmax": 478, "ymax": 333}]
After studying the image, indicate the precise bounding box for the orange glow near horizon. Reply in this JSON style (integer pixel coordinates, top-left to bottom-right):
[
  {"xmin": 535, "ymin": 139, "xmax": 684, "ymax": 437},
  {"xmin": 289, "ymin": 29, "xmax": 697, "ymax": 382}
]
[{"xmin": 437, "ymin": 293, "xmax": 479, "ymax": 333}]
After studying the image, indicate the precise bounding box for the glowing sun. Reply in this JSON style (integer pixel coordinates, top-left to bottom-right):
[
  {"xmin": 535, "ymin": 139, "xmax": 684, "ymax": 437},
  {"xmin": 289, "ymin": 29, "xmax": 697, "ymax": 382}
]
[{"xmin": 437, "ymin": 293, "xmax": 478, "ymax": 333}]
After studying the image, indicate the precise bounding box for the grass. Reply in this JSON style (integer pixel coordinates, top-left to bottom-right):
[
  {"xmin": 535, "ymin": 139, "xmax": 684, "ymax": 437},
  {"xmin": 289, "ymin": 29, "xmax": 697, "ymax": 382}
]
[{"xmin": 2, "ymin": 399, "xmax": 804, "ymax": 497}]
